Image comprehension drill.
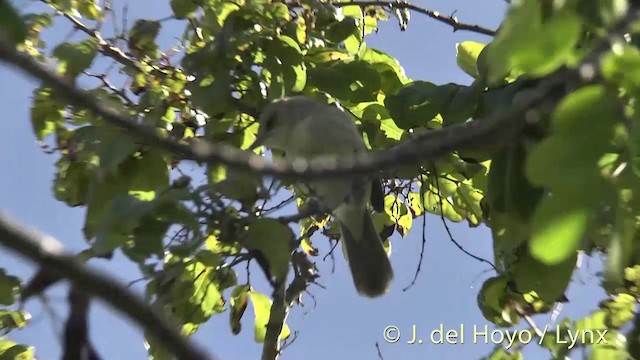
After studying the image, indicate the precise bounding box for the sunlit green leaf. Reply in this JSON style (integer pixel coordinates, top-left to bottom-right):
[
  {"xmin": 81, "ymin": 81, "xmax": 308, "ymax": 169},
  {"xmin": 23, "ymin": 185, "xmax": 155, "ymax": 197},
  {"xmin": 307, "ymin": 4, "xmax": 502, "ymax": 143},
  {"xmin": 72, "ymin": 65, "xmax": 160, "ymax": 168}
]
[
  {"xmin": 248, "ymin": 291, "xmax": 291, "ymax": 343},
  {"xmin": 385, "ymin": 81, "xmax": 458, "ymax": 129},
  {"xmin": 128, "ymin": 20, "xmax": 161, "ymax": 58},
  {"xmin": 170, "ymin": 0, "xmax": 198, "ymax": 18},
  {"xmin": 477, "ymin": 276, "xmax": 519, "ymax": 327},
  {"xmin": 52, "ymin": 39, "xmax": 99, "ymax": 78},
  {"xmin": 512, "ymin": 246, "xmax": 575, "ymax": 304},
  {"xmin": 0, "ymin": 270, "xmax": 20, "ymax": 306},
  {"xmin": 0, "ymin": 310, "xmax": 31, "ymax": 330},
  {"xmin": 30, "ymin": 87, "xmax": 64, "ymax": 140},
  {"xmin": 229, "ymin": 285, "xmax": 250, "ymax": 335},
  {"xmin": 456, "ymin": 41, "xmax": 485, "ymax": 79},
  {"xmin": 482, "ymin": 1, "xmax": 582, "ymax": 84},
  {"xmin": 77, "ymin": 0, "xmax": 102, "ymax": 20},
  {"xmin": 245, "ymin": 219, "xmax": 295, "ymax": 281},
  {"xmin": 0, "ymin": 339, "xmax": 35, "ymax": 359},
  {"xmin": 307, "ymin": 61, "xmax": 380, "ymax": 102}
]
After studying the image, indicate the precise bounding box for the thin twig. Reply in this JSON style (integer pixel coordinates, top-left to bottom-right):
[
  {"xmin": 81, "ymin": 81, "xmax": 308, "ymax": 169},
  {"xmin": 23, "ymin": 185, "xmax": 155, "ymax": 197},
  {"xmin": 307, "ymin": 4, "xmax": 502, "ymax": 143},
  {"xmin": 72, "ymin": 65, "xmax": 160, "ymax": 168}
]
[
  {"xmin": 84, "ymin": 71, "xmax": 135, "ymax": 106},
  {"xmin": 375, "ymin": 341, "xmax": 385, "ymax": 360},
  {"xmin": 431, "ymin": 170, "xmax": 499, "ymax": 272},
  {"xmin": 331, "ymin": 1, "xmax": 497, "ymax": 36},
  {"xmin": 402, "ymin": 170, "xmax": 428, "ymax": 292},
  {"xmin": 262, "ymin": 196, "xmax": 295, "ymax": 214},
  {"xmin": 0, "ymin": 35, "xmax": 572, "ymax": 180},
  {"xmin": 43, "ymin": 1, "xmax": 144, "ymax": 72}
]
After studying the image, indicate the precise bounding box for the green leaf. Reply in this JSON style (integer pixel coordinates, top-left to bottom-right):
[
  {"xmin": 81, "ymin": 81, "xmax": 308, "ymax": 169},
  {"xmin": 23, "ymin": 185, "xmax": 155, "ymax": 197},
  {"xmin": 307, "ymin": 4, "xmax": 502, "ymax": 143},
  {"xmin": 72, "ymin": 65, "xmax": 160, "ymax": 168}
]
[
  {"xmin": 407, "ymin": 192, "xmax": 423, "ymax": 217},
  {"xmin": 589, "ymin": 0, "xmax": 629, "ymax": 26},
  {"xmin": 307, "ymin": 61, "xmax": 381, "ymax": 103},
  {"xmin": 188, "ymin": 74, "xmax": 232, "ymax": 116},
  {"xmin": 456, "ymin": 41, "xmax": 485, "ymax": 79},
  {"xmin": 98, "ymin": 137, "xmax": 138, "ymax": 175},
  {"xmin": 77, "ymin": 0, "xmax": 102, "ymax": 20},
  {"xmin": 324, "ymin": 16, "xmax": 359, "ymax": 44},
  {"xmin": 71, "ymin": 125, "xmax": 139, "ymax": 175},
  {"xmin": 94, "ymin": 194, "xmax": 156, "ymax": 254},
  {"xmin": 482, "ymin": 2, "xmax": 582, "ymax": 84},
  {"xmin": 265, "ymin": 3, "xmax": 290, "ymax": 20},
  {"xmin": 53, "ymin": 158, "xmax": 93, "ymax": 206},
  {"xmin": 262, "ymin": 35, "xmax": 306, "ymax": 96},
  {"xmin": 526, "ymin": 85, "xmax": 618, "ymax": 264},
  {"xmin": 396, "ymin": 205, "xmax": 412, "ymax": 237},
  {"xmin": 485, "ymin": 346, "xmax": 523, "ymax": 360},
  {"xmin": 340, "ymin": 5, "xmax": 365, "ymax": 54},
  {"xmin": 440, "ymin": 81, "xmax": 484, "ymax": 126},
  {"xmin": 385, "ymin": 81, "xmax": 458, "ymax": 129},
  {"xmin": 170, "ymin": 0, "xmax": 198, "ymax": 18},
  {"xmin": 0, "ymin": 310, "xmax": 31, "ymax": 330},
  {"xmin": 52, "ymin": 39, "xmax": 99, "ymax": 78},
  {"xmin": 604, "ymin": 193, "xmax": 637, "ymax": 290},
  {"xmin": 456, "ymin": 183, "xmax": 484, "ymax": 225},
  {"xmin": 360, "ymin": 48, "xmax": 409, "ymax": 83},
  {"xmin": 229, "ymin": 285, "xmax": 250, "ymax": 335},
  {"xmin": 206, "ymin": 233, "xmax": 242, "ymax": 255},
  {"xmin": 0, "ymin": 269, "xmax": 20, "ymax": 306},
  {"xmin": 165, "ymin": 259, "xmax": 225, "ymax": 327},
  {"xmin": 245, "ymin": 219, "xmax": 295, "ymax": 282},
  {"xmin": 477, "ymin": 276, "xmax": 519, "ymax": 327},
  {"xmin": 422, "ymin": 186, "xmax": 464, "ymax": 222},
  {"xmin": 601, "ymin": 294, "xmax": 636, "ymax": 329},
  {"xmin": 248, "ymin": 291, "xmax": 291, "ymax": 343},
  {"xmin": 84, "ymin": 152, "xmax": 169, "ymax": 244},
  {"xmin": 128, "ymin": 20, "xmax": 161, "ymax": 58},
  {"xmin": 96, "ymin": 187, "xmax": 194, "ymax": 259},
  {"xmin": 208, "ymin": 164, "xmax": 260, "ymax": 206},
  {"xmin": 487, "ymin": 145, "xmax": 544, "ymax": 220},
  {"xmin": 0, "ymin": 339, "xmax": 35, "ymax": 359},
  {"xmin": 357, "ymin": 103, "xmax": 404, "ymax": 147},
  {"xmin": 30, "ymin": 87, "xmax": 64, "ymax": 140},
  {"xmin": 306, "ymin": 49, "xmax": 350, "ymax": 63},
  {"xmin": 529, "ymin": 193, "xmax": 591, "ymax": 265},
  {"xmin": 0, "ymin": 1, "xmax": 27, "ymax": 44},
  {"xmin": 601, "ymin": 44, "xmax": 640, "ymax": 95},
  {"xmin": 511, "ymin": 246, "xmax": 575, "ymax": 304}
]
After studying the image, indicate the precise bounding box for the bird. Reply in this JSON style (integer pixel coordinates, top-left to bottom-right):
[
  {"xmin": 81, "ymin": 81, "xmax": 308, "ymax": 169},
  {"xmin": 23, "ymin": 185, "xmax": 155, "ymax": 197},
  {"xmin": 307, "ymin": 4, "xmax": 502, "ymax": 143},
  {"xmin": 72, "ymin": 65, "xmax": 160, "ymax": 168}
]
[{"xmin": 249, "ymin": 96, "xmax": 393, "ymax": 297}]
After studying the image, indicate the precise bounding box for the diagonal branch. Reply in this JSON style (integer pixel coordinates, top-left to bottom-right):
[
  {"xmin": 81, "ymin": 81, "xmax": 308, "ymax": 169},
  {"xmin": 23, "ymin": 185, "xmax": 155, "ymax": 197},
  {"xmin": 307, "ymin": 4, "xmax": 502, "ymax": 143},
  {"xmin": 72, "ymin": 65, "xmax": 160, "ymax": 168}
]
[
  {"xmin": 0, "ymin": 211, "xmax": 216, "ymax": 360},
  {"xmin": 0, "ymin": 9, "xmax": 634, "ymax": 180},
  {"xmin": 331, "ymin": 1, "xmax": 497, "ymax": 36},
  {"xmin": 0, "ymin": 35, "xmax": 555, "ymax": 179}
]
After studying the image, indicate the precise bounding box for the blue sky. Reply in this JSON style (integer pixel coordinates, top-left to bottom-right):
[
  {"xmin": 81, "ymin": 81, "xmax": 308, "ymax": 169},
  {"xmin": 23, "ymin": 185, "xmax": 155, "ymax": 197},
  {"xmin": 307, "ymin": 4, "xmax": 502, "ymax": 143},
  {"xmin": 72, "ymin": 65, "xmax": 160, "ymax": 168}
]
[{"xmin": 0, "ymin": 1, "xmax": 607, "ymax": 359}]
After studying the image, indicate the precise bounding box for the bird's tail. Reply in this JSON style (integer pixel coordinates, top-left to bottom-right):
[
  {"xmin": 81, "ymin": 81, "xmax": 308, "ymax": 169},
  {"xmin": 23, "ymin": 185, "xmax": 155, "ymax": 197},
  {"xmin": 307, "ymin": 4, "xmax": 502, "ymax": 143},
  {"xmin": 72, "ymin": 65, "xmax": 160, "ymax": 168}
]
[{"xmin": 336, "ymin": 204, "xmax": 394, "ymax": 297}]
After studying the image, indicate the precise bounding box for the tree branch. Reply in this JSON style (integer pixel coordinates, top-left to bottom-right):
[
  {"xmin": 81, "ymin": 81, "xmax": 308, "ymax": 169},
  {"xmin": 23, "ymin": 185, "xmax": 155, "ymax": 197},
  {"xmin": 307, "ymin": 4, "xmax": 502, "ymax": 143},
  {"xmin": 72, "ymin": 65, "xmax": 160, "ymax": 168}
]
[
  {"xmin": 62, "ymin": 286, "xmax": 102, "ymax": 360},
  {"xmin": 0, "ymin": 211, "xmax": 215, "ymax": 360},
  {"xmin": 261, "ymin": 280, "xmax": 288, "ymax": 360},
  {"xmin": 0, "ymin": 36, "xmax": 553, "ymax": 179},
  {"xmin": 0, "ymin": 9, "xmax": 633, "ymax": 180},
  {"xmin": 331, "ymin": 1, "xmax": 497, "ymax": 36},
  {"xmin": 262, "ymin": 252, "xmax": 314, "ymax": 360},
  {"xmin": 44, "ymin": 1, "xmax": 144, "ymax": 72}
]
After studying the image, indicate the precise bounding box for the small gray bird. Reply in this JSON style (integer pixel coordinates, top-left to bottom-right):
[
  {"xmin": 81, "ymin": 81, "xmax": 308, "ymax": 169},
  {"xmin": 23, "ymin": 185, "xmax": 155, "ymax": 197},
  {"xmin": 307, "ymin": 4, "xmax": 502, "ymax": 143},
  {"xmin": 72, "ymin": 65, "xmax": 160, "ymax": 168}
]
[{"xmin": 250, "ymin": 96, "xmax": 393, "ymax": 297}]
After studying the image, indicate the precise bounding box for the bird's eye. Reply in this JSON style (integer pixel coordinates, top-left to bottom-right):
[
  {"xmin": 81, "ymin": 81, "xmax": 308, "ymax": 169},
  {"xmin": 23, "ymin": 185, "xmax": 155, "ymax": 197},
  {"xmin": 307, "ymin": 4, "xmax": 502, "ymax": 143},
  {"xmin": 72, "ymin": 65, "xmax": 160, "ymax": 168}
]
[{"xmin": 264, "ymin": 114, "xmax": 276, "ymax": 132}]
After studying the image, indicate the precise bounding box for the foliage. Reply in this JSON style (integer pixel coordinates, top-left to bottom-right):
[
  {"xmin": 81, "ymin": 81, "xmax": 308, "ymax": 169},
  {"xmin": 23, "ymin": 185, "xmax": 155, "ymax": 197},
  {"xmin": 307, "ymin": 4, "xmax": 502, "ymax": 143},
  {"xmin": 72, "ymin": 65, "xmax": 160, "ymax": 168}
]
[{"xmin": 2, "ymin": 0, "xmax": 640, "ymax": 359}]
